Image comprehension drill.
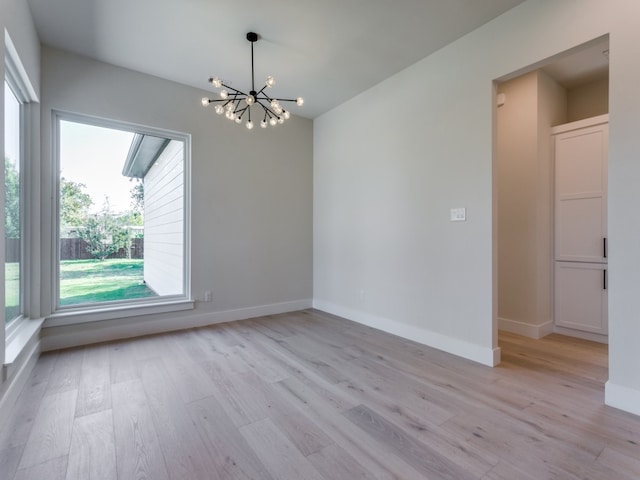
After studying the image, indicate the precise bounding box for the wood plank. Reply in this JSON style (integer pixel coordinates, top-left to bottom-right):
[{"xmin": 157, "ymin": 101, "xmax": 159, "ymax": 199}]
[
  {"xmin": 344, "ymin": 404, "xmax": 476, "ymax": 480},
  {"xmin": 187, "ymin": 396, "xmax": 274, "ymax": 480},
  {"xmin": 75, "ymin": 344, "xmax": 111, "ymax": 417},
  {"xmin": 262, "ymin": 381, "xmax": 334, "ymax": 456},
  {"xmin": 3, "ymin": 311, "xmax": 640, "ymax": 480},
  {"xmin": 111, "ymin": 380, "xmax": 170, "ymax": 480},
  {"xmin": 208, "ymin": 370, "xmax": 273, "ymax": 427},
  {"xmin": 273, "ymin": 376, "xmax": 422, "ymax": 480},
  {"xmin": 307, "ymin": 444, "xmax": 379, "ymax": 480},
  {"xmin": 18, "ymin": 390, "xmax": 77, "ymax": 469},
  {"xmin": 239, "ymin": 418, "xmax": 324, "ymax": 480},
  {"xmin": 13, "ymin": 455, "xmax": 68, "ymax": 480},
  {"xmin": 0, "ymin": 380, "xmax": 48, "ymax": 450},
  {"xmin": 109, "ymin": 340, "xmax": 138, "ymax": 384},
  {"xmin": 0, "ymin": 446, "xmax": 22, "ymax": 480},
  {"xmin": 65, "ymin": 410, "xmax": 117, "ymax": 480},
  {"xmin": 597, "ymin": 446, "xmax": 640, "ymax": 480},
  {"xmin": 138, "ymin": 358, "xmax": 219, "ymax": 480},
  {"xmin": 45, "ymin": 348, "xmax": 83, "ymax": 395},
  {"xmin": 159, "ymin": 333, "xmax": 218, "ymax": 404}
]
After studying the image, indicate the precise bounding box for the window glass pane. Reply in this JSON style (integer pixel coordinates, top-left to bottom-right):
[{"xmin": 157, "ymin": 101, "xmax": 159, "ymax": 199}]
[
  {"xmin": 4, "ymin": 81, "xmax": 22, "ymax": 323},
  {"xmin": 58, "ymin": 119, "xmax": 185, "ymax": 307}
]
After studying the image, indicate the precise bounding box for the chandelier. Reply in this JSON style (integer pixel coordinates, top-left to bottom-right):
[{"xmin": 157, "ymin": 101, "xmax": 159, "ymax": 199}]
[{"xmin": 201, "ymin": 32, "xmax": 304, "ymax": 129}]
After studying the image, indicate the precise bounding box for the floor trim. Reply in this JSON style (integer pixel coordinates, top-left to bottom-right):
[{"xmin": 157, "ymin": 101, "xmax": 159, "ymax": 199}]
[
  {"xmin": 41, "ymin": 299, "xmax": 313, "ymax": 352},
  {"xmin": 0, "ymin": 338, "xmax": 40, "ymax": 433},
  {"xmin": 314, "ymin": 299, "xmax": 499, "ymax": 367},
  {"xmin": 605, "ymin": 381, "xmax": 640, "ymax": 417},
  {"xmin": 498, "ymin": 317, "xmax": 553, "ymax": 339}
]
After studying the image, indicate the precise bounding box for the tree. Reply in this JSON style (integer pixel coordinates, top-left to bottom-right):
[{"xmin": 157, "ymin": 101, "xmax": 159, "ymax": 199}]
[
  {"xmin": 60, "ymin": 177, "xmax": 93, "ymax": 227},
  {"xmin": 5, "ymin": 156, "xmax": 20, "ymax": 239},
  {"xmin": 130, "ymin": 180, "xmax": 143, "ymax": 215},
  {"xmin": 78, "ymin": 198, "xmax": 128, "ymax": 260}
]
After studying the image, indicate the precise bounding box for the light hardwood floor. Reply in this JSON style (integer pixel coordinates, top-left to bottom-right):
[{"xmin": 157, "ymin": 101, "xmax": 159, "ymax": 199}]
[{"xmin": 1, "ymin": 309, "xmax": 639, "ymax": 479}]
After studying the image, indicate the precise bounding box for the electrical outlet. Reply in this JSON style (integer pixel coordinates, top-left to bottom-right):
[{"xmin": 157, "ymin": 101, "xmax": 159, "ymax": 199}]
[
  {"xmin": 204, "ymin": 291, "xmax": 212, "ymax": 302},
  {"xmin": 450, "ymin": 207, "xmax": 466, "ymax": 222}
]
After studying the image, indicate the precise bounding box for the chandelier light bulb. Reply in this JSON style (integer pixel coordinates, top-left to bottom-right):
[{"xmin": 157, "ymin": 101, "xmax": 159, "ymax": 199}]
[{"xmin": 203, "ymin": 33, "xmax": 301, "ymax": 131}]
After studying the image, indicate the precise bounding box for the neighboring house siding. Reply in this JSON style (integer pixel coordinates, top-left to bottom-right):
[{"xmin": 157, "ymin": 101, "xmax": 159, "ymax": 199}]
[{"xmin": 143, "ymin": 140, "xmax": 184, "ymax": 295}]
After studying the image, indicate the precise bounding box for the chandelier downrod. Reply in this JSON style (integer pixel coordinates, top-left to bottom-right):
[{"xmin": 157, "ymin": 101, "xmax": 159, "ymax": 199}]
[{"xmin": 202, "ymin": 31, "xmax": 304, "ymax": 129}]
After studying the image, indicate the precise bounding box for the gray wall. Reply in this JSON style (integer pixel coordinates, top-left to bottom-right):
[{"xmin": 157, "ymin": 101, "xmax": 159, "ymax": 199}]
[
  {"xmin": 0, "ymin": 0, "xmax": 42, "ymax": 421},
  {"xmin": 40, "ymin": 47, "xmax": 313, "ymax": 341},
  {"xmin": 314, "ymin": 0, "xmax": 640, "ymax": 414}
]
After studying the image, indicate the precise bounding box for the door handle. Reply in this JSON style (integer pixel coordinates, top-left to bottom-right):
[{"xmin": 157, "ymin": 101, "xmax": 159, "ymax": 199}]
[
  {"xmin": 603, "ymin": 237, "xmax": 607, "ymax": 258},
  {"xmin": 603, "ymin": 269, "xmax": 607, "ymax": 290}
]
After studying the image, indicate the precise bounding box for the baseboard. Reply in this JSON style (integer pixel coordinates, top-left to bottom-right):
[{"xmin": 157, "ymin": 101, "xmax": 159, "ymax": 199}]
[
  {"xmin": 498, "ymin": 317, "xmax": 553, "ymax": 339},
  {"xmin": 0, "ymin": 338, "xmax": 41, "ymax": 433},
  {"xmin": 605, "ymin": 381, "xmax": 640, "ymax": 417},
  {"xmin": 41, "ymin": 299, "xmax": 313, "ymax": 352},
  {"xmin": 553, "ymin": 325, "xmax": 608, "ymax": 344},
  {"xmin": 313, "ymin": 299, "xmax": 499, "ymax": 367}
]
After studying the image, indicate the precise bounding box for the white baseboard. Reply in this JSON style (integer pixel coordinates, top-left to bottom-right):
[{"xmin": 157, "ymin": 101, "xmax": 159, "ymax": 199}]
[
  {"xmin": 0, "ymin": 338, "xmax": 41, "ymax": 433},
  {"xmin": 605, "ymin": 381, "xmax": 640, "ymax": 417},
  {"xmin": 41, "ymin": 299, "xmax": 312, "ymax": 352},
  {"xmin": 498, "ymin": 317, "xmax": 553, "ymax": 339},
  {"xmin": 553, "ymin": 326, "xmax": 608, "ymax": 344},
  {"xmin": 313, "ymin": 299, "xmax": 500, "ymax": 367}
]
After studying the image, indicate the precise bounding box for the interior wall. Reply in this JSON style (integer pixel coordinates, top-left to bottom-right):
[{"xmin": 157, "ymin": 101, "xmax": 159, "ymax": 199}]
[
  {"xmin": 39, "ymin": 47, "xmax": 313, "ymax": 345},
  {"xmin": 313, "ymin": 0, "xmax": 640, "ymax": 415},
  {"xmin": 496, "ymin": 70, "xmax": 567, "ymax": 338},
  {"xmin": 496, "ymin": 72, "xmax": 541, "ymax": 334},
  {"xmin": 567, "ymin": 77, "xmax": 609, "ymax": 122},
  {"xmin": 0, "ymin": 0, "xmax": 41, "ymax": 421}
]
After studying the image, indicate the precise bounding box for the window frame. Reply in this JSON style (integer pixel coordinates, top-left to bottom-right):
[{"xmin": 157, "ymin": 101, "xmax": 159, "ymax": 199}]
[
  {"xmin": 4, "ymin": 54, "xmax": 28, "ymax": 337},
  {"xmin": 48, "ymin": 111, "xmax": 193, "ymax": 327},
  {"xmin": 4, "ymin": 31, "xmax": 42, "ymax": 365}
]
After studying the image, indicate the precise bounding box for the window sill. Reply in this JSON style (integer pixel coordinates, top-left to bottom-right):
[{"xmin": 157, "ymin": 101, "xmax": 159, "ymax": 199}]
[
  {"xmin": 4, "ymin": 316, "xmax": 45, "ymax": 367},
  {"xmin": 45, "ymin": 299, "xmax": 195, "ymax": 328}
]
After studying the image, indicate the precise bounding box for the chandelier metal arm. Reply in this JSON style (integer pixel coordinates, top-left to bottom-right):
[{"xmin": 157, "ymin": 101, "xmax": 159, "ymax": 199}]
[{"xmin": 202, "ymin": 31, "xmax": 303, "ymax": 129}]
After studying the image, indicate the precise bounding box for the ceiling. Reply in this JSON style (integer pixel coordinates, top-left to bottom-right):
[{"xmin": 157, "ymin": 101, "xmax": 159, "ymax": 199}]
[
  {"xmin": 540, "ymin": 37, "xmax": 609, "ymax": 89},
  {"xmin": 26, "ymin": 0, "xmax": 527, "ymax": 118}
]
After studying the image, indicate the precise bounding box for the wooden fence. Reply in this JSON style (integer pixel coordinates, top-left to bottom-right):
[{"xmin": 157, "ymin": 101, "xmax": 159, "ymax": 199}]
[{"xmin": 59, "ymin": 238, "xmax": 144, "ymax": 260}]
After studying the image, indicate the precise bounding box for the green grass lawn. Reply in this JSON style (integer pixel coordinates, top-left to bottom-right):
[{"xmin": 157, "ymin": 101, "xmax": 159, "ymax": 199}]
[
  {"xmin": 5, "ymin": 262, "xmax": 20, "ymax": 322},
  {"xmin": 60, "ymin": 258, "xmax": 157, "ymax": 306}
]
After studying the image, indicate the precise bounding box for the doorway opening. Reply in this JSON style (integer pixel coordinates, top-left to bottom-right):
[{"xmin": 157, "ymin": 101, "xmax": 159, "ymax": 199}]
[{"xmin": 494, "ymin": 35, "xmax": 610, "ymax": 360}]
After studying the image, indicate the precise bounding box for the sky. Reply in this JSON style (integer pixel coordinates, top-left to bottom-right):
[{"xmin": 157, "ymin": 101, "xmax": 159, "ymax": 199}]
[
  {"xmin": 4, "ymin": 81, "xmax": 20, "ymax": 170},
  {"xmin": 60, "ymin": 119, "xmax": 136, "ymax": 214}
]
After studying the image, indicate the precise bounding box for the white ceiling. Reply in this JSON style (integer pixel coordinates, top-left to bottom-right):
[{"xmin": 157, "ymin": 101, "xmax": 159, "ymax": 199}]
[
  {"xmin": 541, "ymin": 37, "xmax": 609, "ymax": 89},
  {"xmin": 26, "ymin": 0, "xmax": 527, "ymax": 118}
]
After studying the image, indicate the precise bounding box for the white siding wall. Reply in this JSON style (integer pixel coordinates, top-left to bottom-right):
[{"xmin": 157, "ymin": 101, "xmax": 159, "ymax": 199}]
[{"xmin": 143, "ymin": 140, "xmax": 184, "ymax": 296}]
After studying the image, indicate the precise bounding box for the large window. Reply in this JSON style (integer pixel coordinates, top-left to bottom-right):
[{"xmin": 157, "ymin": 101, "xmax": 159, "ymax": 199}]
[
  {"xmin": 56, "ymin": 115, "xmax": 189, "ymax": 311},
  {"xmin": 4, "ymin": 80, "xmax": 22, "ymax": 324}
]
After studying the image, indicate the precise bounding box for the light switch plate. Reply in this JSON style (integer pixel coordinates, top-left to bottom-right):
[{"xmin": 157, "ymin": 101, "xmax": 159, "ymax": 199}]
[{"xmin": 450, "ymin": 207, "xmax": 466, "ymax": 222}]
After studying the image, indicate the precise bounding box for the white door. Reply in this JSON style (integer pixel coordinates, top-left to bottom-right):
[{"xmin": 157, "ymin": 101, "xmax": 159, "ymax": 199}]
[{"xmin": 553, "ymin": 115, "xmax": 608, "ymax": 336}]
